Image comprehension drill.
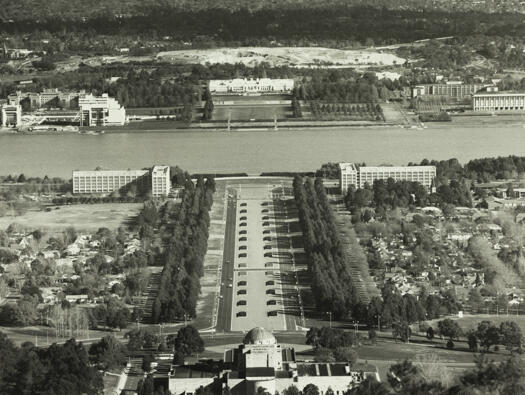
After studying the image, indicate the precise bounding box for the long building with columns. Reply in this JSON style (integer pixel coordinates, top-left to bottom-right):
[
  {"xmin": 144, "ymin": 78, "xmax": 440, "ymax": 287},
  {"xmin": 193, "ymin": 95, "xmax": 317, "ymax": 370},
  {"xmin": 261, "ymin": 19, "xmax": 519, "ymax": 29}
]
[{"xmin": 473, "ymin": 90, "xmax": 525, "ymax": 112}]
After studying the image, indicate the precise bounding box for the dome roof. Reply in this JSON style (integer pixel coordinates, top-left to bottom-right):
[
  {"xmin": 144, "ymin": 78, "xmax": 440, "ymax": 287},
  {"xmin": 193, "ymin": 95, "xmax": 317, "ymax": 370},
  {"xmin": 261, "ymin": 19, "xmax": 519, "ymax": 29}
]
[{"xmin": 243, "ymin": 327, "xmax": 276, "ymax": 345}]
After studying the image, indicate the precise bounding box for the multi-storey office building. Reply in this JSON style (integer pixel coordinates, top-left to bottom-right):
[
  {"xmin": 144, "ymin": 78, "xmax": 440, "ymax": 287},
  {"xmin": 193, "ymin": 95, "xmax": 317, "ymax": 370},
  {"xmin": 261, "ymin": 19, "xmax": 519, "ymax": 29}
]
[
  {"xmin": 412, "ymin": 82, "xmax": 487, "ymax": 100},
  {"xmin": 151, "ymin": 165, "xmax": 171, "ymax": 197},
  {"xmin": 79, "ymin": 93, "xmax": 126, "ymax": 126},
  {"xmin": 8, "ymin": 88, "xmax": 84, "ymax": 109},
  {"xmin": 0, "ymin": 103, "xmax": 22, "ymax": 127},
  {"xmin": 7, "ymin": 90, "xmax": 126, "ymax": 126},
  {"xmin": 72, "ymin": 166, "xmax": 170, "ymax": 197},
  {"xmin": 209, "ymin": 78, "xmax": 294, "ymax": 95},
  {"xmin": 339, "ymin": 163, "xmax": 436, "ymax": 192}
]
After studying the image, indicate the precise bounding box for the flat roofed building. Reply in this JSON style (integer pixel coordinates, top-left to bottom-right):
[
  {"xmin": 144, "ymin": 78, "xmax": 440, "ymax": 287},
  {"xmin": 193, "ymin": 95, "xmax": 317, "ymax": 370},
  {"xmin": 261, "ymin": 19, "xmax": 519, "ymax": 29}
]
[
  {"xmin": 79, "ymin": 93, "xmax": 126, "ymax": 126},
  {"xmin": 151, "ymin": 165, "xmax": 171, "ymax": 197},
  {"xmin": 473, "ymin": 91, "xmax": 525, "ymax": 112},
  {"xmin": 339, "ymin": 163, "xmax": 436, "ymax": 192},
  {"xmin": 209, "ymin": 78, "xmax": 294, "ymax": 95},
  {"xmin": 72, "ymin": 169, "xmax": 148, "ymax": 195},
  {"xmin": 168, "ymin": 327, "xmax": 378, "ymax": 395},
  {"xmin": 73, "ymin": 166, "xmax": 170, "ymax": 197},
  {"xmin": 0, "ymin": 103, "xmax": 22, "ymax": 127},
  {"xmin": 8, "ymin": 89, "xmax": 85, "ymax": 110},
  {"xmin": 339, "ymin": 163, "xmax": 359, "ymax": 193},
  {"xmin": 412, "ymin": 82, "xmax": 488, "ymax": 100}
]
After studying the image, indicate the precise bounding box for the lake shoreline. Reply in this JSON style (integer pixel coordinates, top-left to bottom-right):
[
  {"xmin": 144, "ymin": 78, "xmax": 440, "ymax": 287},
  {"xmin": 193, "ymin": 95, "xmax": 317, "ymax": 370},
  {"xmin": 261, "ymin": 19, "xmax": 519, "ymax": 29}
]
[{"xmin": 1, "ymin": 124, "xmax": 525, "ymax": 179}]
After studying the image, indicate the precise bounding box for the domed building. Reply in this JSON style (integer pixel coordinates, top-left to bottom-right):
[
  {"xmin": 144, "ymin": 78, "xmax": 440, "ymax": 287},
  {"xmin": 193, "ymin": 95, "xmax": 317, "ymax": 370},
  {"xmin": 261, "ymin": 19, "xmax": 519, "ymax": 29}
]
[
  {"xmin": 168, "ymin": 327, "xmax": 379, "ymax": 395},
  {"xmin": 243, "ymin": 327, "xmax": 277, "ymax": 345}
]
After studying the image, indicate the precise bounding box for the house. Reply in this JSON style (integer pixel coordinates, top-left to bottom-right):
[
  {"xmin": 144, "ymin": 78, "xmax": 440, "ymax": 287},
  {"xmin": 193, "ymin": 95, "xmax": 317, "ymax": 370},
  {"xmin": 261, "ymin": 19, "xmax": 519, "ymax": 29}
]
[{"xmin": 65, "ymin": 294, "xmax": 89, "ymax": 304}]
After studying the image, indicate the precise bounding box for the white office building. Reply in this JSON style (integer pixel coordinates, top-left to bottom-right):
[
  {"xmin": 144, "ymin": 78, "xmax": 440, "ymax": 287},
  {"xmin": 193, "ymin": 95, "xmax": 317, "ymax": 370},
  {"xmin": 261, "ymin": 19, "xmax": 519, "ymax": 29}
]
[
  {"xmin": 209, "ymin": 78, "xmax": 294, "ymax": 95},
  {"xmin": 473, "ymin": 90, "xmax": 525, "ymax": 112},
  {"xmin": 79, "ymin": 93, "xmax": 126, "ymax": 126},
  {"xmin": 0, "ymin": 103, "xmax": 22, "ymax": 127},
  {"xmin": 151, "ymin": 165, "xmax": 171, "ymax": 197},
  {"xmin": 73, "ymin": 166, "xmax": 170, "ymax": 197},
  {"xmin": 339, "ymin": 163, "xmax": 436, "ymax": 192}
]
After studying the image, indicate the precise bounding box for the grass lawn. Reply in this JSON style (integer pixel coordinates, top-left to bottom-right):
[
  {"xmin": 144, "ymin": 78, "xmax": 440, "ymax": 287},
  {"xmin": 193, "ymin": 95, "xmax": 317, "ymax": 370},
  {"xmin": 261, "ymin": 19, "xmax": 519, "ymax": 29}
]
[
  {"xmin": 103, "ymin": 374, "xmax": 120, "ymax": 395},
  {"xmin": 0, "ymin": 203, "xmax": 143, "ymax": 232},
  {"xmin": 214, "ymin": 105, "xmax": 291, "ymax": 121}
]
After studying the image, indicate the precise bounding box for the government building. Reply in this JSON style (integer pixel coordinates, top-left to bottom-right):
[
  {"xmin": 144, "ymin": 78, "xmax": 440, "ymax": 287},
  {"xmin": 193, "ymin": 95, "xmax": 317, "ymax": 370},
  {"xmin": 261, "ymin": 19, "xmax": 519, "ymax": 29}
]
[
  {"xmin": 168, "ymin": 327, "xmax": 378, "ymax": 395},
  {"xmin": 72, "ymin": 165, "xmax": 170, "ymax": 197},
  {"xmin": 412, "ymin": 82, "xmax": 488, "ymax": 100},
  {"xmin": 209, "ymin": 78, "xmax": 294, "ymax": 95},
  {"xmin": 79, "ymin": 93, "xmax": 126, "ymax": 126},
  {"xmin": 6, "ymin": 89, "xmax": 126, "ymax": 126},
  {"xmin": 0, "ymin": 103, "xmax": 22, "ymax": 127},
  {"xmin": 339, "ymin": 163, "xmax": 436, "ymax": 192},
  {"xmin": 473, "ymin": 89, "xmax": 525, "ymax": 112}
]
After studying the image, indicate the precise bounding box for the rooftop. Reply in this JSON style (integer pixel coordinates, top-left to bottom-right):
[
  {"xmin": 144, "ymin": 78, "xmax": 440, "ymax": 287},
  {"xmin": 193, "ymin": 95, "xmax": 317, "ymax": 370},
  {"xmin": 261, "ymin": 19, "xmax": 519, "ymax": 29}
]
[{"xmin": 243, "ymin": 327, "xmax": 276, "ymax": 346}]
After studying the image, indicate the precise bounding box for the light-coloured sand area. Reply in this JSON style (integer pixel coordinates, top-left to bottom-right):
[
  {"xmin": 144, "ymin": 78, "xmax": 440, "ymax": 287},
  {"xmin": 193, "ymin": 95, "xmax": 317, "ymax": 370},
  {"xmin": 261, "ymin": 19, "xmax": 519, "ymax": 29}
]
[{"xmin": 156, "ymin": 47, "xmax": 405, "ymax": 68}]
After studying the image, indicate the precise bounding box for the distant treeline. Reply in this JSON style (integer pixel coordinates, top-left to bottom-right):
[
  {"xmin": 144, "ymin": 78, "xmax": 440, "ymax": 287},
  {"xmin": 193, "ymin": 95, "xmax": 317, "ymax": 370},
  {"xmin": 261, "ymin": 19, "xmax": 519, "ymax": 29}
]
[
  {"xmin": 151, "ymin": 177, "xmax": 215, "ymax": 322},
  {"xmin": 293, "ymin": 176, "xmax": 361, "ymax": 318},
  {"xmin": 3, "ymin": 6, "xmax": 525, "ymax": 46}
]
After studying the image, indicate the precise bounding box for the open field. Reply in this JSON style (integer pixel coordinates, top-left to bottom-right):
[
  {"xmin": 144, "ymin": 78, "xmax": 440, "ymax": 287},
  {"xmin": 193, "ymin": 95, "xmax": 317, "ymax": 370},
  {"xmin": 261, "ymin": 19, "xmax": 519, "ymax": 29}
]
[
  {"xmin": 0, "ymin": 203, "xmax": 143, "ymax": 232},
  {"xmin": 157, "ymin": 47, "xmax": 406, "ymax": 68},
  {"xmin": 214, "ymin": 105, "xmax": 291, "ymax": 121}
]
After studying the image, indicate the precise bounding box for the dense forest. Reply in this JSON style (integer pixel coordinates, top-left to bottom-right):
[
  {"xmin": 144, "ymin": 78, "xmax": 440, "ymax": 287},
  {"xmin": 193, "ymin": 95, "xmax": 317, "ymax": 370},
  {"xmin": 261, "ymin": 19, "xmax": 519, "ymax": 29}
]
[
  {"xmin": 150, "ymin": 177, "xmax": 215, "ymax": 323},
  {"xmin": 3, "ymin": 6, "xmax": 525, "ymax": 48},
  {"xmin": 1, "ymin": 0, "xmax": 520, "ymax": 22},
  {"xmin": 293, "ymin": 176, "xmax": 361, "ymax": 318}
]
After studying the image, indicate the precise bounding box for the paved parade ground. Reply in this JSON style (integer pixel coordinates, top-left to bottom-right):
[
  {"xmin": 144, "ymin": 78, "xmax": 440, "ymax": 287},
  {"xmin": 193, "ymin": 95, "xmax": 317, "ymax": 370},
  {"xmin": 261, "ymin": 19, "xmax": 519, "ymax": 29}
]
[{"xmin": 214, "ymin": 178, "xmax": 307, "ymax": 333}]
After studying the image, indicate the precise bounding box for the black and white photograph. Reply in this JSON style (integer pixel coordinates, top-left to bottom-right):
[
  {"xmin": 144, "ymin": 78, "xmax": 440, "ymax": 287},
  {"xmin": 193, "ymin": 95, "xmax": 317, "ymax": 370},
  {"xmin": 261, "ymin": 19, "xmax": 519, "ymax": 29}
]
[{"xmin": 1, "ymin": 1, "xmax": 525, "ymax": 394}]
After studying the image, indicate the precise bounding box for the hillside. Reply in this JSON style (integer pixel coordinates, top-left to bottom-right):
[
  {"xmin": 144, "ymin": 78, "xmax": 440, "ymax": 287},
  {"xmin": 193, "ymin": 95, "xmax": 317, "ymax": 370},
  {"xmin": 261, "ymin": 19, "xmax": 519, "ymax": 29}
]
[{"xmin": 0, "ymin": 0, "xmax": 523, "ymax": 21}]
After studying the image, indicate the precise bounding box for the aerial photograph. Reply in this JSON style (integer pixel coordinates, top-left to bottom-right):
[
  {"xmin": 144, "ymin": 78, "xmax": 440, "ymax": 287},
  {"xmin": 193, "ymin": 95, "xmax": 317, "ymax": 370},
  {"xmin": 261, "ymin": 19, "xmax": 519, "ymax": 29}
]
[{"xmin": 2, "ymin": 0, "xmax": 525, "ymax": 394}]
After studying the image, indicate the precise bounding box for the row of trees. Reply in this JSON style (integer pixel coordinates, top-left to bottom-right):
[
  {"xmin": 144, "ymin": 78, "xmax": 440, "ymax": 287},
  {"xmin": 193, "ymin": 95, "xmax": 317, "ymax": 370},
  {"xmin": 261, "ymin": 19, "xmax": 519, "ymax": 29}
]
[
  {"xmin": 293, "ymin": 176, "xmax": 361, "ymax": 318},
  {"xmin": 310, "ymin": 102, "xmax": 384, "ymax": 121},
  {"xmin": 151, "ymin": 177, "xmax": 215, "ymax": 322}
]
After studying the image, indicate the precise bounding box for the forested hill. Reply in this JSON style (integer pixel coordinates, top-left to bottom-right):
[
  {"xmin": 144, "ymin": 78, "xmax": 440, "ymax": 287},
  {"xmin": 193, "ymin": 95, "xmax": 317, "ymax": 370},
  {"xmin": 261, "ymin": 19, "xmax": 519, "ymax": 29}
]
[
  {"xmin": 2, "ymin": 5, "xmax": 525, "ymax": 46},
  {"xmin": 0, "ymin": 0, "xmax": 523, "ymax": 21}
]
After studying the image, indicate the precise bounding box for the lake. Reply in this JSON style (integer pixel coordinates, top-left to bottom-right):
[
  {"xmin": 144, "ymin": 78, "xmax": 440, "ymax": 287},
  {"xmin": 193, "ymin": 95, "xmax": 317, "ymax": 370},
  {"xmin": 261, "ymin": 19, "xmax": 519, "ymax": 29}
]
[{"xmin": 0, "ymin": 124, "xmax": 524, "ymax": 178}]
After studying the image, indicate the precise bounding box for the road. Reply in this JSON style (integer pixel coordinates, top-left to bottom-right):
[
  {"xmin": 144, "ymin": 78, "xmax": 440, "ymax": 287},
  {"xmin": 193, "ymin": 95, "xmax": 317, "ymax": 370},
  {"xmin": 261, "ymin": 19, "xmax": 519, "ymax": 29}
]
[{"xmin": 215, "ymin": 189, "xmax": 236, "ymax": 332}]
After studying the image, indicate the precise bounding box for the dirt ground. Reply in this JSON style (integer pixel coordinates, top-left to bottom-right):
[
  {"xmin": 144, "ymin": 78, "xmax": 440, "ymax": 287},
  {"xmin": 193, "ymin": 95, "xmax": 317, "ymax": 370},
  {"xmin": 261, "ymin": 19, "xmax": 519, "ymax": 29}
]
[
  {"xmin": 156, "ymin": 47, "xmax": 406, "ymax": 68},
  {"xmin": 0, "ymin": 203, "xmax": 143, "ymax": 232}
]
